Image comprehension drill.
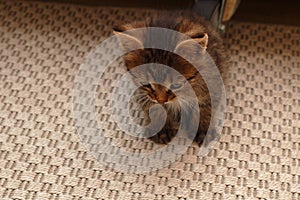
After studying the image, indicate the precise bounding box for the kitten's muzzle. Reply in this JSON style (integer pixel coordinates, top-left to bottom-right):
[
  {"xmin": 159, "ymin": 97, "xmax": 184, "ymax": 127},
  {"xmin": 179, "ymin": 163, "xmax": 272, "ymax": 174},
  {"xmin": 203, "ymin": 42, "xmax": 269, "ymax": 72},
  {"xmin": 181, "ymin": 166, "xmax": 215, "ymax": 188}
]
[{"xmin": 156, "ymin": 97, "xmax": 168, "ymax": 104}]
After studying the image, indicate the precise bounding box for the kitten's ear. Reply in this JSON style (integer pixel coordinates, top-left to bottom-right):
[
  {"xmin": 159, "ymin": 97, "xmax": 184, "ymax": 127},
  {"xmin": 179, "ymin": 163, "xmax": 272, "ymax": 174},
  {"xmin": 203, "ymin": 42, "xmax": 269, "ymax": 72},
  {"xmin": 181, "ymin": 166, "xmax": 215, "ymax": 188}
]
[
  {"xmin": 174, "ymin": 33, "xmax": 208, "ymax": 57},
  {"xmin": 196, "ymin": 33, "xmax": 209, "ymax": 50},
  {"xmin": 113, "ymin": 26, "xmax": 144, "ymax": 51}
]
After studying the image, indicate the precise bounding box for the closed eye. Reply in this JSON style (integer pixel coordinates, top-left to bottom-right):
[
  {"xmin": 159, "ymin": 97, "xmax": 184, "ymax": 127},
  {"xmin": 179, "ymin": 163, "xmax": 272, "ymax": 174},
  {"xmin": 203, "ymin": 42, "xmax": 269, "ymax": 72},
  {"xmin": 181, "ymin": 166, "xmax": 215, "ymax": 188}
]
[
  {"xmin": 170, "ymin": 83, "xmax": 183, "ymax": 90},
  {"xmin": 187, "ymin": 73, "xmax": 198, "ymax": 81},
  {"xmin": 140, "ymin": 82, "xmax": 153, "ymax": 89}
]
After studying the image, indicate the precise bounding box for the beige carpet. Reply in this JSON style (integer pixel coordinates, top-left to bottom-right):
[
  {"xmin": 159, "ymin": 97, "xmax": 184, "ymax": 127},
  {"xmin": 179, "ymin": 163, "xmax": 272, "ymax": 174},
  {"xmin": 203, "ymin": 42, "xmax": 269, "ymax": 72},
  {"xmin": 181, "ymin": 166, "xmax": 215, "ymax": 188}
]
[{"xmin": 0, "ymin": 0, "xmax": 300, "ymax": 199}]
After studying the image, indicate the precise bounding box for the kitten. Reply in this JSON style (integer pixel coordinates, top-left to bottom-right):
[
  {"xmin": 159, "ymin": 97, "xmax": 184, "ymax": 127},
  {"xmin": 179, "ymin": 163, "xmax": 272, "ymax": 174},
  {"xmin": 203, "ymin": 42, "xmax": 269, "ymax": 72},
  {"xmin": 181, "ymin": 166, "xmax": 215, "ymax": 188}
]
[{"xmin": 113, "ymin": 12, "xmax": 228, "ymax": 145}]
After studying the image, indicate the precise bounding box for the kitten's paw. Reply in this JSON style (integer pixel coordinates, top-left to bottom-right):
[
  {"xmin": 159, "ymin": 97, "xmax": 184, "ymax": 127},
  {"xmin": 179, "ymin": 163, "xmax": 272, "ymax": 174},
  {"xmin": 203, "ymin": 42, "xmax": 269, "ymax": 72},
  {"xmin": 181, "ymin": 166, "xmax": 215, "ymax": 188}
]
[
  {"xmin": 195, "ymin": 128, "xmax": 218, "ymax": 147},
  {"xmin": 184, "ymin": 126, "xmax": 204, "ymax": 143},
  {"xmin": 148, "ymin": 128, "xmax": 177, "ymax": 144},
  {"xmin": 194, "ymin": 131, "xmax": 205, "ymax": 146}
]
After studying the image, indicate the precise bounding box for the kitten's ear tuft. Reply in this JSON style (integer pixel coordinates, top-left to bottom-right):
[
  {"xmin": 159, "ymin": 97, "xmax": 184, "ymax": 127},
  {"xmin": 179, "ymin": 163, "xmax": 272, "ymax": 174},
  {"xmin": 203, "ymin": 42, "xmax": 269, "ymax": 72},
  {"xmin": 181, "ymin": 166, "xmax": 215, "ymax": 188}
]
[
  {"xmin": 174, "ymin": 33, "xmax": 208, "ymax": 60},
  {"xmin": 174, "ymin": 33, "xmax": 208, "ymax": 55},
  {"xmin": 113, "ymin": 26, "xmax": 144, "ymax": 51},
  {"xmin": 195, "ymin": 33, "xmax": 208, "ymax": 50}
]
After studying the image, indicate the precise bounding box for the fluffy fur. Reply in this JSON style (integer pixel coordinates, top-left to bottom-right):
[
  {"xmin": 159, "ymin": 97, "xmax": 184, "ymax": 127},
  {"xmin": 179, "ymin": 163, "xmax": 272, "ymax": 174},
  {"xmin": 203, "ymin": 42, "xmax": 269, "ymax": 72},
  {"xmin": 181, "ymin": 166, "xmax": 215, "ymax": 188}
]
[{"xmin": 114, "ymin": 12, "xmax": 228, "ymax": 145}]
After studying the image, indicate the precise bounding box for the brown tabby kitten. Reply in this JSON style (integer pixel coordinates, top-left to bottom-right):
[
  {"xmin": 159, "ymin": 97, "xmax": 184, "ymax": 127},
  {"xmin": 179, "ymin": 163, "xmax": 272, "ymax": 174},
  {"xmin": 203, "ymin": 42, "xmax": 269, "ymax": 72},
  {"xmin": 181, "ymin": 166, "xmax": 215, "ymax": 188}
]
[{"xmin": 113, "ymin": 12, "xmax": 227, "ymax": 145}]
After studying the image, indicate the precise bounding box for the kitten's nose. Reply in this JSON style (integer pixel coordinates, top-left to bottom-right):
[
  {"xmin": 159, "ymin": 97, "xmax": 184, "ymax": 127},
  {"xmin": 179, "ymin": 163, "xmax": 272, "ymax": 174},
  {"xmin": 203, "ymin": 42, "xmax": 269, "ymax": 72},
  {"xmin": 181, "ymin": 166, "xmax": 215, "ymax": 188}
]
[
  {"xmin": 156, "ymin": 97, "xmax": 167, "ymax": 104},
  {"xmin": 154, "ymin": 84, "xmax": 168, "ymax": 104}
]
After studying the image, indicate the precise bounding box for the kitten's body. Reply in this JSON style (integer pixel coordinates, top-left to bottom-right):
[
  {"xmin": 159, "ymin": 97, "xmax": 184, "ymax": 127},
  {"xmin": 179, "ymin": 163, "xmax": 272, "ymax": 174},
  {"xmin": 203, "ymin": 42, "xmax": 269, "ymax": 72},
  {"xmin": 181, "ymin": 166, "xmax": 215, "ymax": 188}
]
[{"xmin": 114, "ymin": 12, "xmax": 228, "ymax": 145}]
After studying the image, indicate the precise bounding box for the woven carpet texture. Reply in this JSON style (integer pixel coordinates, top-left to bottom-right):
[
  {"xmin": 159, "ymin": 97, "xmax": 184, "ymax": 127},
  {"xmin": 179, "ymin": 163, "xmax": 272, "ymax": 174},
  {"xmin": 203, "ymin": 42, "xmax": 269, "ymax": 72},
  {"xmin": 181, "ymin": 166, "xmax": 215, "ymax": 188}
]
[{"xmin": 0, "ymin": 0, "xmax": 300, "ymax": 199}]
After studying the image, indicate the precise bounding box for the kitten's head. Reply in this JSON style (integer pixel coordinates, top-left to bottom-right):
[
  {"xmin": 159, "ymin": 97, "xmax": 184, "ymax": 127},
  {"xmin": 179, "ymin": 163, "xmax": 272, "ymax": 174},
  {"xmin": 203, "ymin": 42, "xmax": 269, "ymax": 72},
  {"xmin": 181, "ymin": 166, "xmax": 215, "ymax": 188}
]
[{"xmin": 113, "ymin": 15, "xmax": 210, "ymax": 105}]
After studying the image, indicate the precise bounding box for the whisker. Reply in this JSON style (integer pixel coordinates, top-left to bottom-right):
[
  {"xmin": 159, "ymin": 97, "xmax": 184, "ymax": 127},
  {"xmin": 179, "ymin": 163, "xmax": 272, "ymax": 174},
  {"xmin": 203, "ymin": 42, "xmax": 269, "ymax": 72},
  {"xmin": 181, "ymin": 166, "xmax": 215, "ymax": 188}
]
[{"xmin": 136, "ymin": 96, "xmax": 148, "ymax": 103}]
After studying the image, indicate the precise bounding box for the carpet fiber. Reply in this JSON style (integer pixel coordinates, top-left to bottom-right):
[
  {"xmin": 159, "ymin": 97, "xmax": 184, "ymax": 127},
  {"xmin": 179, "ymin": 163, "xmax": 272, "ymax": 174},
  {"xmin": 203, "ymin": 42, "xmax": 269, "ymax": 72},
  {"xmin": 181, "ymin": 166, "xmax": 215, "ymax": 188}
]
[{"xmin": 0, "ymin": 0, "xmax": 300, "ymax": 199}]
